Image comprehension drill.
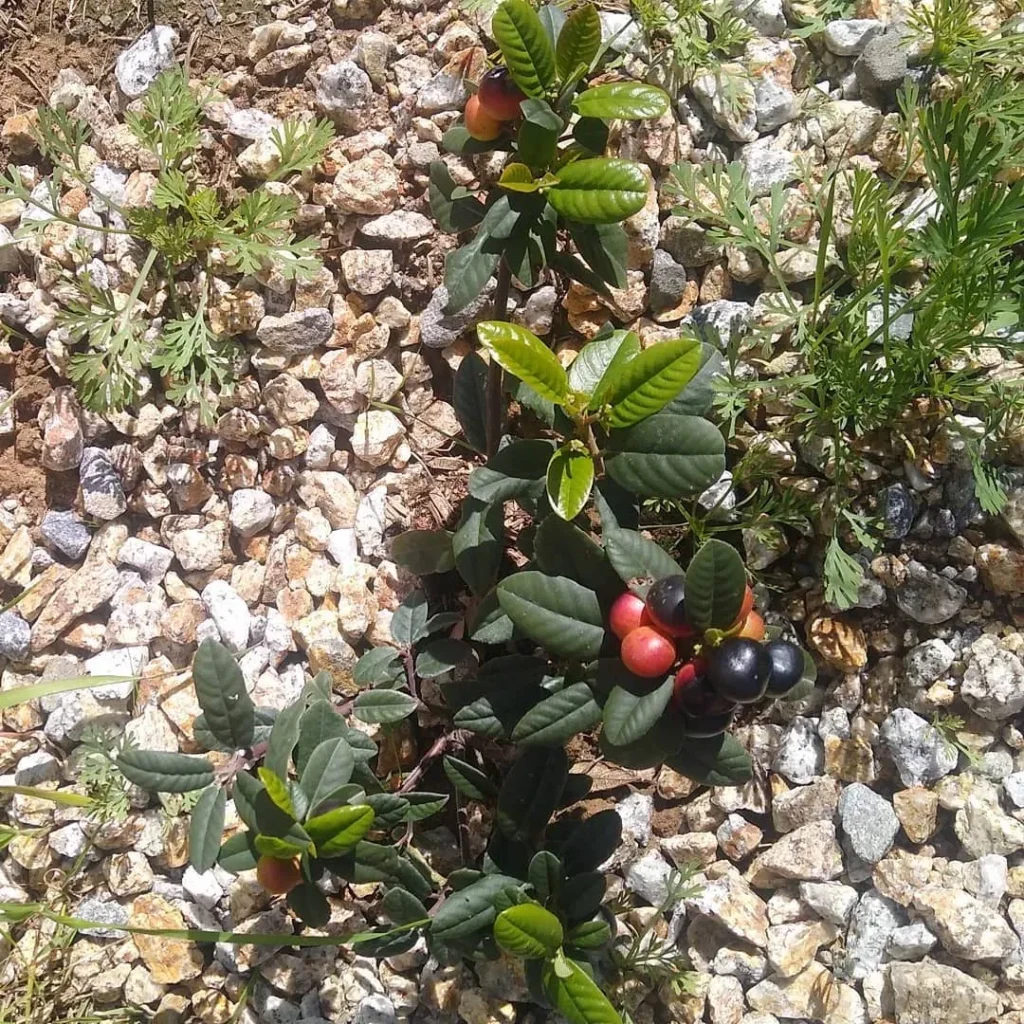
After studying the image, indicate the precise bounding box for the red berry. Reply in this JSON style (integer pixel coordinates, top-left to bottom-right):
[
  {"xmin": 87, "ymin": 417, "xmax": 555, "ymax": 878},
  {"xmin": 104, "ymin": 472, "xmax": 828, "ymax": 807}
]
[
  {"xmin": 609, "ymin": 591, "xmax": 649, "ymax": 641},
  {"xmin": 477, "ymin": 67, "xmax": 526, "ymax": 121},
  {"xmin": 621, "ymin": 626, "xmax": 676, "ymax": 678},
  {"xmin": 645, "ymin": 575, "xmax": 693, "ymax": 637},
  {"xmin": 464, "ymin": 94, "xmax": 502, "ymax": 141}
]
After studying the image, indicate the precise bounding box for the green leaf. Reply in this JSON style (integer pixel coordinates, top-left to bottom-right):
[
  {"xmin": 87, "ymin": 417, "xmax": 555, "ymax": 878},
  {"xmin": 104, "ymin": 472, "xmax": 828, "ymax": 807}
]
[
  {"xmin": 538, "ymin": 3, "xmax": 567, "ymax": 47},
  {"xmin": 529, "ymin": 850, "xmax": 562, "ymax": 903},
  {"xmin": 569, "ymin": 330, "xmax": 640, "ymax": 400},
  {"xmin": 367, "ymin": 793, "xmax": 411, "ymax": 829},
  {"xmin": 416, "ymin": 640, "xmax": 475, "ymax": 679},
  {"xmin": 604, "ymin": 527, "xmax": 684, "ymax": 586},
  {"xmin": 218, "ymin": 832, "xmax": 258, "ymax": 873},
  {"xmin": 116, "ymin": 749, "xmax": 214, "ymax": 793},
  {"xmin": 566, "ymin": 919, "xmax": 612, "ymax": 950},
  {"xmin": 478, "ymin": 321, "xmax": 568, "ymax": 405},
  {"xmin": 258, "ymin": 768, "xmax": 296, "ymax": 818},
  {"xmin": 429, "ymin": 160, "xmax": 485, "ymax": 232},
  {"xmin": 557, "ymin": 873, "xmax": 605, "ymax": 924},
  {"xmin": 665, "ymin": 734, "xmax": 753, "ymax": 787},
  {"xmin": 601, "ymin": 338, "xmax": 701, "ymax": 428},
  {"xmin": 684, "ymin": 539, "xmax": 747, "ymax": 631},
  {"xmin": 442, "ymin": 124, "xmax": 509, "ymax": 156},
  {"xmin": 570, "ymin": 222, "xmax": 627, "ymax": 289},
  {"xmin": 445, "ymin": 239, "xmax": 499, "ymax": 314},
  {"xmin": 496, "ymin": 573, "xmax": 604, "ymax": 661},
  {"xmin": 598, "ymin": 709, "xmax": 686, "ymax": 769},
  {"xmin": 431, "ymin": 874, "xmax": 525, "ymax": 943},
  {"xmin": 383, "ymin": 887, "xmax": 429, "ymax": 926},
  {"xmin": 443, "ymin": 756, "xmax": 497, "ymax": 800},
  {"xmin": 518, "ymin": 99, "xmax": 563, "ymax": 169},
  {"xmin": 556, "ymin": 3, "xmax": 601, "ymax": 80},
  {"xmin": 192, "ymin": 639, "xmax": 255, "ymax": 751},
  {"xmin": 403, "ymin": 792, "xmax": 449, "ymax": 822},
  {"xmin": 561, "ymin": 809, "xmax": 622, "ymax": 875},
  {"xmin": 299, "ymin": 737, "xmax": 355, "ymax": 815},
  {"xmin": 390, "ymin": 531, "xmax": 455, "ymax": 575},
  {"xmin": 469, "ymin": 439, "xmax": 554, "ymax": 503},
  {"xmin": 605, "ymin": 413, "xmax": 726, "ymax": 498},
  {"xmin": 305, "ymin": 804, "xmax": 375, "ymax": 857},
  {"xmin": 663, "ymin": 345, "xmax": 724, "ymax": 417},
  {"xmin": 602, "ymin": 675, "xmax": 674, "ymax": 747},
  {"xmin": 511, "ymin": 683, "xmax": 602, "ymax": 746},
  {"xmin": 546, "ymin": 446, "xmax": 595, "ymax": 521},
  {"xmin": 543, "ymin": 957, "xmax": 622, "ymax": 1024},
  {"xmin": 546, "ymin": 159, "xmax": 648, "ymax": 225},
  {"xmin": 573, "ymin": 116, "xmax": 609, "ymax": 155},
  {"xmin": 354, "ymin": 689, "xmax": 418, "ymax": 725},
  {"xmin": 559, "ymin": 774, "xmax": 593, "ymax": 806},
  {"xmin": 492, "ymin": 0, "xmax": 557, "ymax": 98},
  {"xmin": 454, "ymin": 351, "xmax": 489, "ymax": 453},
  {"xmin": 497, "ymin": 746, "xmax": 568, "ymax": 842},
  {"xmin": 295, "ymin": 701, "xmax": 348, "ymax": 774},
  {"xmin": 189, "ymin": 786, "xmax": 226, "ymax": 873},
  {"xmin": 354, "ymin": 648, "xmax": 403, "ymax": 687},
  {"xmin": 573, "ymin": 82, "xmax": 670, "ymax": 120},
  {"xmin": 469, "ymin": 588, "xmax": 516, "ymax": 644},
  {"xmin": 494, "ymin": 903, "xmax": 564, "ymax": 959},
  {"xmin": 453, "ymin": 498, "xmax": 504, "ymax": 598},
  {"xmin": 254, "ymin": 834, "xmax": 308, "ymax": 858},
  {"xmin": 265, "ymin": 697, "xmax": 305, "ymax": 782},
  {"xmin": 391, "ymin": 590, "xmax": 429, "ymax": 647},
  {"xmin": 453, "ymin": 687, "xmax": 547, "ymax": 739},
  {"xmin": 533, "ymin": 516, "xmax": 621, "ymax": 600},
  {"xmin": 287, "ymin": 882, "xmax": 330, "ymax": 927}
]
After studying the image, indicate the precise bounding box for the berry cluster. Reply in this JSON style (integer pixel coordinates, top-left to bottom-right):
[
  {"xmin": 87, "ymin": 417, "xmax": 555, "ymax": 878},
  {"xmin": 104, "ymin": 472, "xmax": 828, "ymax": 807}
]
[
  {"xmin": 465, "ymin": 68, "xmax": 527, "ymax": 140},
  {"xmin": 609, "ymin": 576, "xmax": 804, "ymax": 737}
]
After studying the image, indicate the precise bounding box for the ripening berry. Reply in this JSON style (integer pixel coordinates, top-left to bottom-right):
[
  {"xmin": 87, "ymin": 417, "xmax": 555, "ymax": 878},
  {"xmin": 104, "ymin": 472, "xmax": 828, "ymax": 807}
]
[
  {"xmin": 621, "ymin": 626, "xmax": 677, "ymax": 678},
  {"xmin": 256, "ymin": 855, "xmax": 302, "ymax": 894},
  {"xmin": 609, "ymin": 591, "xmax": 649, "ymax": 641},
  {"xmin": 735, "ymin": 611, "xmax": 766, "ymax": 642},
  {"xmin": 464, "ymin": 94, "xmax": 503, "ymax": 141},
  {"xmin": 476, "ymin": 67, "xmax": 527, "ymax": 121}
]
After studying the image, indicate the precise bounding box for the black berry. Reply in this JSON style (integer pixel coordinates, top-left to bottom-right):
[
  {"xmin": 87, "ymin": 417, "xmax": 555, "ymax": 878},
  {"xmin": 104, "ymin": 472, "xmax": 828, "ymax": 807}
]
[
  {"xmin": 707, "ymin": 637, "xmax": 772, "ymax": 704},
  {"xmin": 764, "ymin": 640, "xmax": 804, "ymax": 696},
  {"xmin": 645, "ymin": 575, "xmax": 690, "ymax": 636}
]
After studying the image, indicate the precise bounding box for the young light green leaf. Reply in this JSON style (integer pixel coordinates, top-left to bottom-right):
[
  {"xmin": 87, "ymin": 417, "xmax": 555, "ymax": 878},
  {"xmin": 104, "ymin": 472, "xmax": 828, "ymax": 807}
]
[
  {"xmin": 543, "ymin": 957, "xmax": 622, "ymax": 1024},
  {"xmin": 601, "ymin": 338, "xmax": 701, "ymax": 428},
  {"xmin": 477, "ymin": 321, "xmax": 568, "ymax": 405},
  {"xmin": 555, "ymin": 3, "xmax": 601, "ymax": 80},
  {"xmin": 569, "ymin": 330, "xmax": 640, "ymax": 400},
  {"xmin": 546, "ymin": 446, "xmax": 595, "ymax": 521},
  {"xmin": 572, "ymin": 82, "xmax": 670, "ymax": 120},
  {"xmin": 546, "ymin": 159, "xmax": 648, "ymax": 224},
  {"xmin": 494, "ymin": 903, "xmax": 564, "ymax": 959},
  {"xmin": 492, "ymin": 0, "xmax": 557, "ymax": 98},
  {"xmin": 258, "ymin": 768, "xmax": 296, "ymax": 818},
  {"xmin": 305, "ymin": 804, "xmax": 375, "ymax": 857}
]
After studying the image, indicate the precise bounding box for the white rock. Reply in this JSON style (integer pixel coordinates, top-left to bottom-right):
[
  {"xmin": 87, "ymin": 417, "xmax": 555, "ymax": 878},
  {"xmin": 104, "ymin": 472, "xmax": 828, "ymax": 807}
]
[
  {"xmin": 115, "ymin": 27, "xmax": 180, "ymax": 99},
  {"xmin": 229, "ymin": 488, "xmax": 276, "ymax": 538},
  {"xmin": 202, "ymin": 580, "xmax": 251, "ymax": 653},
  {"xmin": 317, "ymin": 61, "xmax": 373, "ymax": 131},
  {"xmin": 824, "ymin": 19, "xmax": 884, "ymax": 56}
]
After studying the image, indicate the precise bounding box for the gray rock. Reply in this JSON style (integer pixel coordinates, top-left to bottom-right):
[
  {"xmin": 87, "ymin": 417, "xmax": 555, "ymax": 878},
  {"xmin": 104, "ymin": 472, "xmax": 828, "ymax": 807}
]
[
  {"xmin": 880, "ymin": 482, "xmax": 919, "ymax": 539},
  {"xmin": 182, "ymin": 866, "xmax": 224, "ymax": 911},
  {"xmin": 904, "ymin": 639, "xmax": 955, "ymax": 687},
  {"xmin": 880, "ymin": 708, "xmax": 958, "ymax": 787},
  {"xmin": 353, "ymin": 995, "xmax": 396, "ymax": 1024},
  {"xmin": 257, "ymin": 309, "xmax": 333, "ymax": 354},
  {"xmin": 519, "ymin": 286, "xmax": 558, "ymax": 336},
  {"xmin": 229, "ymin": 488, "xmax": 276, "ymax": 538},
  {"xmin": 890, "ymin": 961, "xmax": 1003, "ymax": 1024},
  {"xmin": 616, "ymin": 793, "xmax": 652, "ymax": 846},
  {"xmin": 625, "ymin": 849, "xmax": 673, "ymax": 905},
  {"xmin": 359, "ymin": 211, "xmax": 433, "ymax": 247},
  {"xmin": 417, "ymin": 71, "xmax": 468, "ymax": 114},
  {"xmin": 598, "ymin": 12, "xmax": 645, "ymax": 55},
  {"xmin": 894, "ymin": 561, "xmax": 966, "ymax": 624},
  {"xmin": 316, "ymin": 61, "xmax": 373, "ymax": 131},
  {"xmin": 732, "ymin": 0, "xmax": 786, "ymax": 36},
  {"xmin": 660, "ymin": 217, "xmax": 725, "ymax": 266},
  {"xmin": 739, "ymin": 142, "xmax": 798, "ymax": 197},
  {"xmin": 962, "ymin": 636, "xmax": 1024, "ymax": 720},
  {"xmin": 201, "ymin": 580, "xmax": 251, "ymax": 653},
  {"xmin": 838, "ymin": 889, "xmax": 903, "ymax": 981},
  {"xmin": 419, "ymin": 283, "xmax": 493, "ymax": 349},
  {"xmin": 115, "ymin": 26, "xmax": 179, "ymax": 98},
  {"xmin": 855, "ymin": 33, "xmax": 909, "ymax": 103},
  {"xmin": 49, "ymin": 822, "xmax": 89, "ymax": 859},
  {"xmin": 838, "ymin": 783, "xmax": 899, "ymax": 864},
  {"xmin": 798, "ymin": 881, "xmax": 859, "ymax": 925},
  {"xmin": 76, "ymin": 897, "xmax": 129, "ymax": 939},
  {"xmin": 687, "ymin": 300, "xmax": 753, "ymax": 348},
  {"xmin": 886, "ymin": 921, "xmax": 937, "ymax": 960},
  {"xmin": 754, "ymin": 77, "xmax": 798, "ymax": 132},
  {"xmin": 0, "ymin": 611, "xmax": 31, "ymax": 661},
  {"xmin": 824, "ymin": 19, "xmax": 884, "ymax": 56},
  {"xmin": 693, "ymin": 69, "xmax": 757, "ymax": 141},
  {"xmin": 15, "ymin": 750, "xmax": 60, "ymax": 785},
  {"xmin": 117, "ymin": 537, "xmax": 173, "ymax": 583},
  {"xmin": 771, "ymin": 717, "xmax": 824, "ymax": 784},
  {"xmin": 79, "ymin": 448, "xmax": 127, "ymax": 521},
  {"xmin": 650, "ymin": 249, "xmax": 689, "ymax": 313},
  {"xmin": 955, "ymin": 783, "xmax": 1024, "ymax": 857},
  {"xmin": 867, "ymin": 295, "xmax": 914, "ymax": 340},
  {"xmin": 1003, "ymin": 771, "xmax": 1024, "ymax": 808}
]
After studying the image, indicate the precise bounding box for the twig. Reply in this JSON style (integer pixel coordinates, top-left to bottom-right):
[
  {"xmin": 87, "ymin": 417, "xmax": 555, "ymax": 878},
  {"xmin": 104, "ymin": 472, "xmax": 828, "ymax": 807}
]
[
  {"xmin": 10, "ymin": 64, "xmax": 50, "ymax": 103},
  {"xmin": 398, "ymin": 730, "xmax": 466, "ymax": 794}
]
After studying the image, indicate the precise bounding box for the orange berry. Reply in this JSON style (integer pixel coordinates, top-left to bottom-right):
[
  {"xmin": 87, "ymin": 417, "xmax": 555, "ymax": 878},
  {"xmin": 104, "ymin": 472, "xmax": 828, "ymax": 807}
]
[
  {"xmin": 256, "ymin": 855, "xmax": 302, "ymax": 895},
  {"xmin": 735, "ymin": 611, "xmax": 766, "ymax": 642},
  {"xmin": 465, "ymin": 94, "xmax": 503, "ymax": 141}
]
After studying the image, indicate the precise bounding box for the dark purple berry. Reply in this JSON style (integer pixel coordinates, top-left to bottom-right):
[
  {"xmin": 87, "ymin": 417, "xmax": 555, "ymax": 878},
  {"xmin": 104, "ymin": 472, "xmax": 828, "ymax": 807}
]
[
  {"xmin": 764, "ymin": 640, "xmax": 805, "ymax": 696},
  {"xmin": 645, "ymin": 575, "xmax": 692, "ymax": 637},
  {"xmin": 707, "ymin": 637, "xmax": 771, "ymax": 704}
]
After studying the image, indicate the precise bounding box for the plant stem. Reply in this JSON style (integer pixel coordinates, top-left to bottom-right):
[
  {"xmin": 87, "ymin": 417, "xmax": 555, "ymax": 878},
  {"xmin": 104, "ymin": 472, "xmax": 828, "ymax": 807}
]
[
  {"xmin": 584, "ymin": 422, "xmax": 605, "ymax": 476},
  {"xmin": 398, "ymin": 729, "xmax": 466, "ymax": 794},
  {"xmin": 485, "ymin": 259, "xmax": 512, "ymax": 458}
]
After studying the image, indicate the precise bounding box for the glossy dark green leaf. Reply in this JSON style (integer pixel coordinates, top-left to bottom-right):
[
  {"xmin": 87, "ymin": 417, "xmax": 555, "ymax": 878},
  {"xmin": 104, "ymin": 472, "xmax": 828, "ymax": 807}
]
[
  {"xmin": 560, "ymin": 810, "xmax": 623, "ymax": 875},
  {"xmin": 468, "ymin": 588, "xmax": 517, "ymax": 644},
  {"xmin": 570, "ymin": 222, "xmax": 628, "ymax": 289},
  {"xmin": 443, "ymin": 756, "xmax": 498, "ymax": 801},
  {"xmin": 518, "ymin": 98, "xmax": 563, "ymax": 169},
  {"xmin": 468, "ymin": 439, "xmax": 553, "ymax": 503},
  {"xmin": 453, "ymin": 497, "xmax": 504, "ymax": 598},
  {"xmin": 603, "ymin": 527, "xmax": 684, "ymax": 586},
  {"xmin": 546, "ymin": 159, "xmax": 648, "ymax": 224},
  {"xmin": 265, "ymin": 697, "xmax": 305, "ymax": 781},
  {"xmin": 189, "ymin": 786, "xmax": 226, "ymax": 873},
  {"xmin": 295, "ymin": 701, "xmax": 348, "ymax": 775},
  {"xmin": 546, "ymin": 446, "xmax": 595, "ymax": 521},
  {"xmin": 511, "ymin": 683, "xmax": 602, "ymax": 746},
  {"xmin": 389, "ymin": 531, "xmax": 455, "ymax": 575},
  {"xmin": 569, "ymin": 329, "xmax": 640, "ymax": 400},
  {"xmin": 354, "ymin": 689, "xmax": 418, "ymax": 725},
  {"xmin": 116, "ymin": 749, "xmax": 214, "ymax": 793},
  {"xmin": 538, "ymin": 3, "xmax": 567, "ymax": 47},
  {"xmin": 429, "ymin": 160, "xmax": 485, "ymax": 231},
  {"xmin": 383, "ymin": 887, "xmax": 429, "ymax": 925},
  {"xmin": 665, "ymin": 733, "xmax": 753, "ymax": 787},
  {"xmin": 601, "ymin": 338, "xmax": 701, "ymax": 428},
  {"xmin": 453, "ymin": 686, "xmax": 546, "ymax": 739},
  {"xmin": 557, "ymin": 872, "xmax": 605, "ymax": 924},
  {"xmin": 598, "ymin": 711, "xmax": 687, "ymax": 769},
  {"xmin": 684, "ymin": 539, "xmax": 747, "ymax": 631},
  {"xmin": 442, "ymin": 124, "xmax": 510, "ymax": 156},
  {"xmin": 431, "ymin": 874, "xmax": 525, "ymax": 943},
  {"xmin": 403, "ymin": 792, "xmax": 450, "ymax": 822},
  {"xmin": 287, "ymin": 882, "xmax": 330, "ymax": 927},
  {"xmin": 559, "ymin": 774, "xmax": 593, "ymax": 806},
  {"xmin": 556, "ymin": 3, "xmax": 601, "ymax": 79},
  {"xmin": 497, "ymin": 746, "xmax": 568, "ymax": 842},
  {"xmin": 218, "ymin": 831, "xmax": 258, "ymax": 873},
  {"xmin": 366, "ymin": 793, "xmax": 410, "ymax": 829},
  {"xmin": 299, "ymin": 737, "xmax": 355, "ymax": 815},
  {"xmin": 391, "ymin": 590, "xmax": 429, "ymax": 647},
  {"xmin": 533, "ymin": 516, "xmax": 621, "ymax": 601},
  {"xmin": 573, "ymin": 116, "xmax": 609, "ymax": 155},
  {"xmin": 416, "ymin": 640, "xmax": 475, "ymax": 679},
  {"xmin": 529, "ymin": 850, "xmax": 562, "ymax": 903},
  {"xmin": 445, "ymin": 239, "xmax": 499, "ymax": 314},
  {"xmin": 573, "ymin": 81, "xmax": 670, "ymax": 120},
  {"xmin": 192, "ymin": 639, "xmax": 254, "ymax": 751},
  {"xmin": 601, "ymin": 675, "xmax": 674, "ymax": 747},
  {"xmin": 663, "ymin": 344, "xmax": 724, "ymax": 417},
  {"xmin": 454, "ymin": 351, "xmax": 489, "ymax": 453},
  {"xmin": 605, "ymin": 413, "xmax": 726, "ymax": 498},
  {"xmin": 354, "ymin": 648, "xmax": 403, "ymax": 687},
  {"xmin": 496, "ymin": 572, "xmax": 604, "ymax": 661},
  {"xmin": 494, "ymin": 903, "xmax": 564, "ymax": 959},
  {"xmin": 492, "ymin": 0, "xmax": 557, "ymax": 98}
]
